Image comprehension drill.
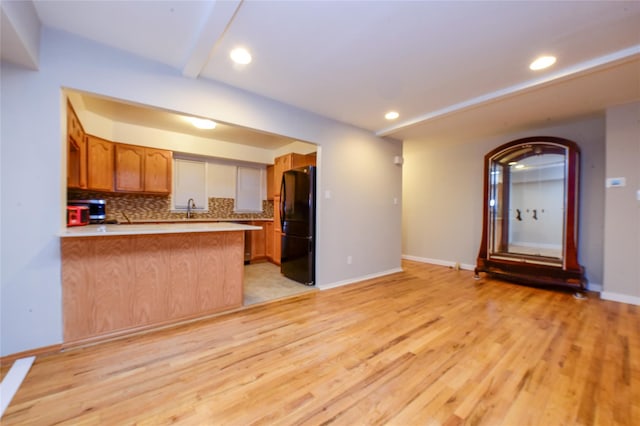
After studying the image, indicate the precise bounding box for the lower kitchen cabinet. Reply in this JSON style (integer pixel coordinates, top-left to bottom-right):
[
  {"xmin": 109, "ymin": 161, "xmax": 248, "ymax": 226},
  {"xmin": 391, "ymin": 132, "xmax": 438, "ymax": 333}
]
[
  {"xmin": 61, "ymin": 231, "xmax": 244, "ymax": 345},
  {"xmin": 265, "ymin": 221, "xmax": 274, "ymax": 260},
  {"xmin": 249, "ymin": 221, "xmax": 266, "ymax": 261},
  {"xmin": 273, "ymin": 196, "xmax": 282, "ymax": 265},
  {"xmin": 273, "ymin": 231, "xmax": 282, "ymax": 266}
]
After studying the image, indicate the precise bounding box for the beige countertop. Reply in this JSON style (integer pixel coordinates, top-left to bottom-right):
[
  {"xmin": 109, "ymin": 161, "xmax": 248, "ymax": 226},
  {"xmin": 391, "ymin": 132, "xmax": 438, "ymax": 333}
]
[
  {"xmin": 126, "ymin": 218, "xmax": 273, "ymax": 224},
  {"xmin": 59, "ymin": 222, "xmax": 262, "ymax": 238}
]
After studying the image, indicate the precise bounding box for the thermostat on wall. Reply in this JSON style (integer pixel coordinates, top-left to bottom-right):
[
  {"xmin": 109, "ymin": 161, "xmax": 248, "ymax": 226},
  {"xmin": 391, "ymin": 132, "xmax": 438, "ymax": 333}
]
[{"xmin": 606, "ymin": 177, "xmax": 626, "ymax": 188}]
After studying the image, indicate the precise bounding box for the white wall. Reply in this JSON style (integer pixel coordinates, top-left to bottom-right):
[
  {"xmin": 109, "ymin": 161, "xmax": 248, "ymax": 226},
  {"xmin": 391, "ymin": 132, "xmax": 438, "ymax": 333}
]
[
  {"xmin": 0, "ymin": 29, "xmax": 402, "ymax": 356},
  {"xmin": 403, "ymin": 116, "xmax": 605, "ymax": 289},
  {"xmin": 602, "ymin": 102, "xmax": 640, "ymax": 304}
]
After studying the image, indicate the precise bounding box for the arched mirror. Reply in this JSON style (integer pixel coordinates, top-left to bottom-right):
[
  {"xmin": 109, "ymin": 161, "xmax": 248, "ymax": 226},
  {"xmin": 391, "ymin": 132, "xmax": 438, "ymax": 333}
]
[{"xmin": 475, "ymin": 136, "xmax": 585, "ymax": 289}]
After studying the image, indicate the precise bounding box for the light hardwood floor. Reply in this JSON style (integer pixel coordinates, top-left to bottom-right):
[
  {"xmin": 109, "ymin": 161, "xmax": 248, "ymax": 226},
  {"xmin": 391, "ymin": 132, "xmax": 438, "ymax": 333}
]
[{"xmin": 2, "ymin": 261, "xmax": 639, "ymax": 425}]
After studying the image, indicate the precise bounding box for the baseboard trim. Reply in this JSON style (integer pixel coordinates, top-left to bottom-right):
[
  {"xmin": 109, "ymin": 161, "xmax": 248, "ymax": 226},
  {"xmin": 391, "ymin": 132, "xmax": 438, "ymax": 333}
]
[
  {"xmin": 600, "ymin": 291, "xmax": 640, "ymax": 306},
  {"xmin": 318, "ymin": 267, "xmax": 404, "ymax": 291},
  {"xmin": 586, "ymin": 282, "xmax": 602, "ymax": 293},
  {"xmin": 0, "ymin": 343, "xmax": 61, "ymax": 365},
  {"xmin": 402, "ymin": 255, "xmax": 475, "ymax": 271}
]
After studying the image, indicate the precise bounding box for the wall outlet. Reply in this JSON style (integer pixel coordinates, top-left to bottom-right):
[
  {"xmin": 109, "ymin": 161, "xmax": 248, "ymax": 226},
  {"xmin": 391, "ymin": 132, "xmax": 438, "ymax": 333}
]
[{"xmin": 347, "ymin": 255, "xmax": 352, "ymax": 265}]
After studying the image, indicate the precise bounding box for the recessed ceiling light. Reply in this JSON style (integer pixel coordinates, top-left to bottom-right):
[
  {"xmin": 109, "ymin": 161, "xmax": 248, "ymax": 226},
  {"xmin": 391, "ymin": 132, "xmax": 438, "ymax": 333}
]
[
  {"xmin": 230, "ymin": 47, "xmax": 252, "ymax": 65},
  {"xmin": 186, "ymin": 117, "xmax": 216, "ymax": 129},
  {"xmin": 529, "ymin": 55, "xmax": 556, "ymax": 70},
  {"xmin": 385, "ymin": 111, "xmax": 399, "ymax": 120}
]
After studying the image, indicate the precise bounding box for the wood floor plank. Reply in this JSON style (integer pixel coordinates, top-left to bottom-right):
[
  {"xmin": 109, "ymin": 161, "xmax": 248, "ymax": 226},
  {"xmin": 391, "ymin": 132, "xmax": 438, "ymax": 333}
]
[{"xmin": 2, "ymin": 261, "xmax": 639, "ymax": 425}]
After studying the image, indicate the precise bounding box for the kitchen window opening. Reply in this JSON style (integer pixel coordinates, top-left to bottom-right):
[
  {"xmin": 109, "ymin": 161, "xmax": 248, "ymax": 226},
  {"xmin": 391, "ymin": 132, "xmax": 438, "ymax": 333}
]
[{"xmin": 235, "ymin": 166, "xmax": 262, "ymax": 213}]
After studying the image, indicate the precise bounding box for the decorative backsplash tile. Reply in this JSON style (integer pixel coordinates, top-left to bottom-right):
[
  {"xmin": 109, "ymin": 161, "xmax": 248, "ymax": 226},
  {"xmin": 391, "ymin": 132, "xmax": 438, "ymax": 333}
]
[{"xmin": 68, "ymin": 190, "xmax": 274, "ymax": 222}]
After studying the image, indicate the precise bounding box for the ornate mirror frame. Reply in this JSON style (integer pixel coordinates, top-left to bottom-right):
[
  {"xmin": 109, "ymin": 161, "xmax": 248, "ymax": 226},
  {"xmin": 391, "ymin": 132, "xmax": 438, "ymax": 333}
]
[{"xmin": 475, "ymin": 136, "xmax": 585, "ymax": 289}]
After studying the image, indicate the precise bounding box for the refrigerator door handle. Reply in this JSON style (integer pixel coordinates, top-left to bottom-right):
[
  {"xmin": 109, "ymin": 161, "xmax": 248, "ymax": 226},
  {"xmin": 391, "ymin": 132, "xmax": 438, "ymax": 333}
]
[{"xmin": 279, "ymin": 175, "xmax": 285, "ymax": 229}]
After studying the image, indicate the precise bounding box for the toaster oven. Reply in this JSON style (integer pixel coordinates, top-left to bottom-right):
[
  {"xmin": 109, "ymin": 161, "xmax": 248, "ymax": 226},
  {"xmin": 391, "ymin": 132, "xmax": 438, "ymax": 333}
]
[
  {"xmin": 68, "ymin": 199, "xmax": 106, "ymax": 223},
  {"xmin": 67, "ymin": 206, "xmax": 90, "ymax": 226}
]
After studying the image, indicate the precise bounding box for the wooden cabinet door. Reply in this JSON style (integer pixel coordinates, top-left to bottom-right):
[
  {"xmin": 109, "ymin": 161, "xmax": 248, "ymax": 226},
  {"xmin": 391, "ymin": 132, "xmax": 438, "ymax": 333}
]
[
  {"xmin": 115, "ymin": 144, "xmax": 145, "ymax": 192},
  {"xmin": 291, "ymin": 153, "xmax": 311, "ymax": 169},
  {"xmin": 273, "ymin": 154, "xmax": 291, "ymax": 196},
  {"xmin": 273, "ymin": 195, "xmax": 281, "ymax": 232},
  {"xmin": 250, "ymin": 221, "xmax": 266, "ymax": 260},
  {"xmin": 273, "ymin": 231, "xmax": 282, "ymax": 265},
  {"xmin": 67, "ymin": 102, "xmax": 87, "ymax": 189},
  {"xmin": 266, "ymin": 165, "xmax": 274, "ymax": 200},
  {"xmin": 87, "ymin": 135, "xmax": 114, "ymax": 191},
  {"xmin": 67, "ymin": 102, "xmax": 84, "ymax": 149},
  {"xmin": 144, "ymin": 148, "xmax": 172, "ymax": 193},
  {"xmin": 265, "ymin": 221, "xmax": 274, "ymax": 260},
  {"xmin": 272, "ymin": 196, "xmax": 281, "ymax": 264},
  {"xmin": 68, "ymin": 135, "xmax": 87, "ymax": 189}
]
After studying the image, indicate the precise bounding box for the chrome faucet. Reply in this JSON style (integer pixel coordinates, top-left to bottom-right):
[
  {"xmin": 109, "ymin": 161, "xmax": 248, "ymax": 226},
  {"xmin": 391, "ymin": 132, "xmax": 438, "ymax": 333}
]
[{"xmin": 186, "ymin": 198, "xmax": 196, "ymax": 219}]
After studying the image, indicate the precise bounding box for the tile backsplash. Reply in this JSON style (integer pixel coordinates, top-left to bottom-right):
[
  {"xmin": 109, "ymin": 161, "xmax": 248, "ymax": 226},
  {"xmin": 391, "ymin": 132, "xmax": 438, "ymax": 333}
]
[{"xmin": 68, "ymin": 190, "xmax": 274, "ymax": 222}]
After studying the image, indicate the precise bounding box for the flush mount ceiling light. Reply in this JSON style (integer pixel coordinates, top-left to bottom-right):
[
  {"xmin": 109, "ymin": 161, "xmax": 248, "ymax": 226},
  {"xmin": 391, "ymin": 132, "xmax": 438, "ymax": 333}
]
[
  {"xmin": 230, "ymin": 47, "xmax": 252, "ymax": 65},
  {"xmin": 529, "ymin": 55, "xmax": 556, "ymax": 70},
  {"xmin": 385, "ymin": 111, "xmax": 399, "ymax": 120},
  {"xmin": 187, "ymin": 117, "xmax": 216, "ymax": 129}
]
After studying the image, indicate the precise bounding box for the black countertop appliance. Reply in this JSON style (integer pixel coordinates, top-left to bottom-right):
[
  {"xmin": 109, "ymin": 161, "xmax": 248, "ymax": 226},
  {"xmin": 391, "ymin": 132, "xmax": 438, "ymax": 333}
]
[{"xmin": 280, "ymin": 165, "xmax": 316, "ymax": 285}]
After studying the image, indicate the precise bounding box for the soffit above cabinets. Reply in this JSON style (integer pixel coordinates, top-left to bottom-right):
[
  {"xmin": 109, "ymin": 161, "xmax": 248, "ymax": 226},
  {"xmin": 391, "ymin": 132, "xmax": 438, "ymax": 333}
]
[{"xmin": 71, "ymin": 91, "xmax": 301, "ymax": 150}]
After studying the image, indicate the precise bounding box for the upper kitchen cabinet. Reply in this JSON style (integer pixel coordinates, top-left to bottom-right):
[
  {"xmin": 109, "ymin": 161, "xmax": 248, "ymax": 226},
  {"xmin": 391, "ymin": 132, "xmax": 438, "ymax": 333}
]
[
  {"xmin": 86, "ymin": 135, "xmax": 115, "ymax": 192},
  {"xmin": 115, "ymin": 144, "xmax": 144, "ymax": 192},
  {"xmin": 115, "ymin": 144, "xmax": 172, "ymax": 194},
  {"xmin": 67, "ymin": 101, "xmax": 87, "ymax": 189},
  {"xmin": 273, "ymin": 153, "xmax": 316, "ymax": 196},
  {"xmin": 144, "ymin": 148, "xmax": 172, "ymax": 194}
]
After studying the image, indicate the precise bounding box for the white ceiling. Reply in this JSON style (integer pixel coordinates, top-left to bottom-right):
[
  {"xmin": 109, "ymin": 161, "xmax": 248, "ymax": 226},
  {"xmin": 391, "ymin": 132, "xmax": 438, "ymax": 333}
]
[{"xmin": 3, "ymin": 1, "xmax": 640, "ymax": 144}]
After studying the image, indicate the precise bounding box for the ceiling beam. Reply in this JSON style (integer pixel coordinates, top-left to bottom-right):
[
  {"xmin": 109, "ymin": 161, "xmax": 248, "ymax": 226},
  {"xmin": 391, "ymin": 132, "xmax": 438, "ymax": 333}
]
[
  {"xmin": 181, "ymin": 0, "xmax": 243, "ymax": 79},
  {"xmin": 376, "ymin": 45, "xmax": 640, "ymax": 138}
]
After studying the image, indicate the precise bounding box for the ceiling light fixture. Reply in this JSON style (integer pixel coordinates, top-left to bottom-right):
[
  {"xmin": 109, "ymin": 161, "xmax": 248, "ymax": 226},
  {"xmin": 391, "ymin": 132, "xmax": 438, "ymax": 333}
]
[
  {"xmin": 385, "ymin": 111, "xmax": 399, "ymax": 120},
  {"xmin": 529, "ymin": 55, "xmax": 556, "ymax": 70},
  {"xmin": 230, "ymin": 47, "xmax": 252, "ymax": 65},
  {"xmin": 187, "ymin": 117, "xmax": 216, "ymax": 129}
]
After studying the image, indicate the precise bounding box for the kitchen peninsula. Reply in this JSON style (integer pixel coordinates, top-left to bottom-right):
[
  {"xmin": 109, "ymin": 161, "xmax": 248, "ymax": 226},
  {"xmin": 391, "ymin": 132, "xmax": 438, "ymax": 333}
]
[{"xmin": 59, "ymin": 222, "xmax": 260, "ymax": 346}]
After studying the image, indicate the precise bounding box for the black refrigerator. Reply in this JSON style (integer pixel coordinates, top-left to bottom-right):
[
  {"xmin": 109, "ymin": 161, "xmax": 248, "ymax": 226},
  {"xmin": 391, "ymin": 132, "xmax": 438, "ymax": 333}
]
[{"xmin": 280, "ymin": 165, "xmax": 316, "ymax": 285}]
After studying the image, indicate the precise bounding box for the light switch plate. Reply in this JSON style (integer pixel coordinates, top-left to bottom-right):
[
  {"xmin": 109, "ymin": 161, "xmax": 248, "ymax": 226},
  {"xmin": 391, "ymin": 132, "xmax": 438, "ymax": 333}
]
[{"xmin": 606, "ymin": 177, "xmax": 626, "ymax": 188}]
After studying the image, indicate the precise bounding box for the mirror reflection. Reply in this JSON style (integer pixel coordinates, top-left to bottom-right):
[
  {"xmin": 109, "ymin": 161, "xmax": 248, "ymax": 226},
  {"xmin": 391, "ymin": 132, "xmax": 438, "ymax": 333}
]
[{"xmin": 488, "ymin": 143, "xmax": 567, "ymax": 265}]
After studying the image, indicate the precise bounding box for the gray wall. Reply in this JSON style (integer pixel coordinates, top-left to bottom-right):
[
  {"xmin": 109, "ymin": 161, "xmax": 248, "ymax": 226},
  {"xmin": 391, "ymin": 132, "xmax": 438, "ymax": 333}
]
[
  {"xmin": 603, "ymin": 102, "xmax": 640, "ymax": 303},
  {"xmin": 402, "ymin": 116, "xmax": 606, "ymax": 288},
  {"xmin": 0, "ymin": 29, "xmax": 402, "ymax": 356}
]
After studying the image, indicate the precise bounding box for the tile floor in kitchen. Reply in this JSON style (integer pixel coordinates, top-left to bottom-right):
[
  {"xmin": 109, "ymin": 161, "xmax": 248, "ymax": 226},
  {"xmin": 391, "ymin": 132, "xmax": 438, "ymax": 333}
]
[{"xmin": 243, "ymin": 262, "xmax": 317, "ymax": 305}]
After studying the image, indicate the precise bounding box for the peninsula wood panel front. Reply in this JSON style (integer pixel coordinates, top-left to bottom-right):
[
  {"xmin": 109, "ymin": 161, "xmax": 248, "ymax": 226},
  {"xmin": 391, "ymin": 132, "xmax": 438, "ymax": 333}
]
[{"xmin": 62, "ymin": 231, "xmax": 244, "ymax": 344}]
